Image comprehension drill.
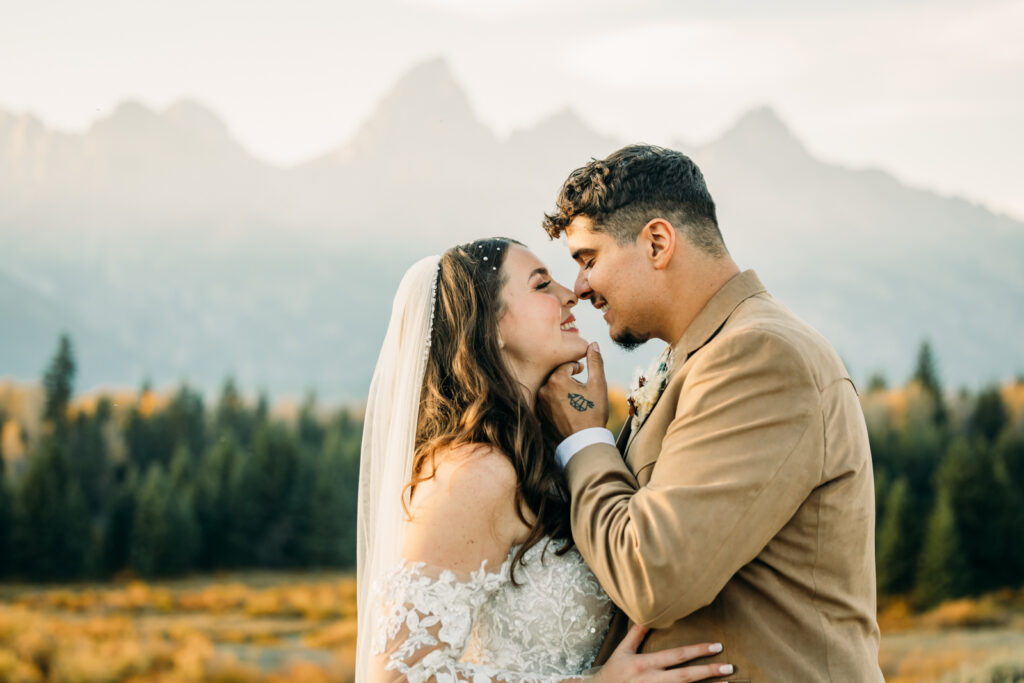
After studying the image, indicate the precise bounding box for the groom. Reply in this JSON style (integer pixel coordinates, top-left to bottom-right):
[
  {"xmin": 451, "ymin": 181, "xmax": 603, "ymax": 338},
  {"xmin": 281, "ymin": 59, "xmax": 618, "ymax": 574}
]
[{"xmin": 538, "ymin": 145, "xmax": 883, "ymax": 681}]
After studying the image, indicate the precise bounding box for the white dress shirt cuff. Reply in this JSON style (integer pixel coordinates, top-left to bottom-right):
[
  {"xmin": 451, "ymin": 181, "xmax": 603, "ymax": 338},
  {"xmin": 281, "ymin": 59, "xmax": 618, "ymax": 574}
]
[{"xmin": 555, "ymin": 427, "xmax": 616, "ymax": 469}]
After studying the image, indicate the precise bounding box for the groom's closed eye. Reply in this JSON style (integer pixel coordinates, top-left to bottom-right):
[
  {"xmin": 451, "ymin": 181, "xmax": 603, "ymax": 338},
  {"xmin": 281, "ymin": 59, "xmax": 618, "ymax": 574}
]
[{"xmin": 570, "ymin": 248, "xmax": 595, "ymax": 263}]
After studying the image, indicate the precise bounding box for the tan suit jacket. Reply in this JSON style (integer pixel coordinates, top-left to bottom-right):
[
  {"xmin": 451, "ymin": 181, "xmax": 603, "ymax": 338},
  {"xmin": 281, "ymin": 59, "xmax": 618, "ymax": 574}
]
[{"xmin": 568, "ymin": 270, "xmax": 882, "ymax": 682}]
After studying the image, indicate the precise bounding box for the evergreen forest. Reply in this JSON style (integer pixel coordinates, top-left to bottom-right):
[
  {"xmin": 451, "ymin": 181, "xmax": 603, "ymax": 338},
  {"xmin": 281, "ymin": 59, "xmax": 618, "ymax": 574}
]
[{"xmin": 1, "ymin": 334, "xmax": 1023, "ymax": 613}]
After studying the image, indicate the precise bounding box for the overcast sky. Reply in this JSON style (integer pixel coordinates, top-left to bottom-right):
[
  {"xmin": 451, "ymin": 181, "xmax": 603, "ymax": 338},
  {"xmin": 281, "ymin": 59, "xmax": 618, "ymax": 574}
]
[{"xmin": 2, "ymin": 0, "xmax": 1021, "ymax": 218}]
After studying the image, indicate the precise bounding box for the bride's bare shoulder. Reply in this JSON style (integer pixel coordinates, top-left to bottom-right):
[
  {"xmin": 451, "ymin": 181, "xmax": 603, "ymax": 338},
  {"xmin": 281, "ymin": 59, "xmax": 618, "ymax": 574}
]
[
  {"xmin": 417, "ymin": 442, "xmax": 517, "ymax": 508},
  {"xmin": 442, "ymin": 442, "xmax": 517, "ymax": 484},
  {"xmin": 403, "ymin": 443, "xmax": 528, "ymax": 569}
]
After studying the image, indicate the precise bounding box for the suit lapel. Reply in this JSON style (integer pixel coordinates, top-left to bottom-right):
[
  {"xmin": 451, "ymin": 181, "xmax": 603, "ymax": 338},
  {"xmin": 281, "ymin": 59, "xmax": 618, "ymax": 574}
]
[{"xmin": 616, "ymin": 418, "xmax": 633, "ymax": 452}]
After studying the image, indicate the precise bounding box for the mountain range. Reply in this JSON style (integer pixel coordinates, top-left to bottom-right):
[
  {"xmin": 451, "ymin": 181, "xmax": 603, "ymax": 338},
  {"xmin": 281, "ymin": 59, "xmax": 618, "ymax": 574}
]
[{"xmin": 2, "ymin": 57, "xmax": 1021, "ymax": 401}]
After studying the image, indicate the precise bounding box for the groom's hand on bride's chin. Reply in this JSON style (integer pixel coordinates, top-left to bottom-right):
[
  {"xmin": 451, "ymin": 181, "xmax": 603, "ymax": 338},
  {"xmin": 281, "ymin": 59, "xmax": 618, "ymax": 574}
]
[{"xmin": 539, "ymin": 342, "xmax": 609, "ymax": 438}]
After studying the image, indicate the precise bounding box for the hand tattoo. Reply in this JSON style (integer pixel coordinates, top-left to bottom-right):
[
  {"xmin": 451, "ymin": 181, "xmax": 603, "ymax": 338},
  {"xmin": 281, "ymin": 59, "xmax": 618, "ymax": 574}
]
[{"xmin": 568, "ymin": 393, "xmax": 595, "ymax": 412}]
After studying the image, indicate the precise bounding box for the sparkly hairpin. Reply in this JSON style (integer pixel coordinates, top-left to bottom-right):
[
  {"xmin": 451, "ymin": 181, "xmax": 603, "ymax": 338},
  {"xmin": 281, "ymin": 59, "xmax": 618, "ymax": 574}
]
[{"xmin": 423, "ymin": 259, "xmax": 441, "ymax": 360}]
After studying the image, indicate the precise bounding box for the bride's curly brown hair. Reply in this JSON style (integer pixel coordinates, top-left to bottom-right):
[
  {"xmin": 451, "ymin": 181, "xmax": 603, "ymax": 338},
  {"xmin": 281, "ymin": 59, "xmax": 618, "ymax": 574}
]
[{"xmin": 404, "ymin": 237, "xmax": 574, "ymax": 581}]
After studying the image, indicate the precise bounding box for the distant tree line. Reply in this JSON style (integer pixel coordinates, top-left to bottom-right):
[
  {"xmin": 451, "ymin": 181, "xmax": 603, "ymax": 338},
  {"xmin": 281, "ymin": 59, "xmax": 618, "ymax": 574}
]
[
  {"xmin": 1, "ymin": 335, "xmax": 1023, "ymax": 612},
  {"xmin": 0, "ymin": 334, "xmax": 361, "ymax": 581},
  {"xmin": 870, "ymin": 341, "xmax": 1024, "ymax": 608}
]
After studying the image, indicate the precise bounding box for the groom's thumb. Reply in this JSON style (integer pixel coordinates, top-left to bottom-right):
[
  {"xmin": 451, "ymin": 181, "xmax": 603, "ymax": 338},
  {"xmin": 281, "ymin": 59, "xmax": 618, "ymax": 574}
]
[{"xmin": 587, "ymin": 342, "xmax": 606, "ymax": 387}]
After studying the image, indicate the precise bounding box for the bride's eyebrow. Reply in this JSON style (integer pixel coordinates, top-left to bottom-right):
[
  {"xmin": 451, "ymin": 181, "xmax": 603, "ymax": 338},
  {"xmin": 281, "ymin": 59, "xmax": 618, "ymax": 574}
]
[{"xmin": 528, "ymin": 267, "xmax": 549, "ymax": 282}]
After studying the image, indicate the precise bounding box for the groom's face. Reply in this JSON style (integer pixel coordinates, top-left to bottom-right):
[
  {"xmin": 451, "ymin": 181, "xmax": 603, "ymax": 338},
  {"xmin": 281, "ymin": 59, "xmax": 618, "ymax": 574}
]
[{"xmin": 565, "ymin": 216, "xmax": 653, "ymax": 350}]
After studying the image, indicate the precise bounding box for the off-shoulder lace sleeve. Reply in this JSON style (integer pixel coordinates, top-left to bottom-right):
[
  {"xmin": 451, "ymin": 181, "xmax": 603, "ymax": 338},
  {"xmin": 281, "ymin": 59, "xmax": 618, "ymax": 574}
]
[{"xmin": 368, "ymin": 558, "xmax": 586, "ymax": 683}]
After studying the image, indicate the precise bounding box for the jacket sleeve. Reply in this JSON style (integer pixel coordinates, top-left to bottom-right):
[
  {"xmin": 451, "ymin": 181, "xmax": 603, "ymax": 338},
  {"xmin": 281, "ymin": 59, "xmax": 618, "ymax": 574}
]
[{"xmin": 565, "ymin": 328, "xmax": 824, "ymax": 628}]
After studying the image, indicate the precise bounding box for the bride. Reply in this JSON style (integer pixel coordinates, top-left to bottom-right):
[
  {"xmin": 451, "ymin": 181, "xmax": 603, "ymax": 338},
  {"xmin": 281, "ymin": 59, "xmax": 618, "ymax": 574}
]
[{"xmin": 356, "ymin": 238, "xmax": 732, "ymax": 682}]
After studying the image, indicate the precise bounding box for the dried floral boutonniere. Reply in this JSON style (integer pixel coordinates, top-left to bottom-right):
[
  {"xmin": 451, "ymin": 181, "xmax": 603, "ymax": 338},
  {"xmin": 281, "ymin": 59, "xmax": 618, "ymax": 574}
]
[{"xmin": 626, "ymin": 345, "xmax": 676, "ymax": 425}]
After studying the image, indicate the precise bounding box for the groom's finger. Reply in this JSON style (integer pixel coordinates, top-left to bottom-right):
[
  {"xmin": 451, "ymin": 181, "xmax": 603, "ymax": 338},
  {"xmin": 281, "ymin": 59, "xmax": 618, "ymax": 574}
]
[
  {"xmin": 553, "ymin": 361, "xmax": 584, "ymax": 383},
  {"xmin": 586, "ymin": 342, "xmax": 606, "ymax": 390}
]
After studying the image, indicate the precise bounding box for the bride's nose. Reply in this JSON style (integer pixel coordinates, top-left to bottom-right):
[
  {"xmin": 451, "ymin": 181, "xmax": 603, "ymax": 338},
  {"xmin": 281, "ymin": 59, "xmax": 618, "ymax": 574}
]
[{"xmin": 557, "ymin": 281, "xmax": 578, "ymax": 307}]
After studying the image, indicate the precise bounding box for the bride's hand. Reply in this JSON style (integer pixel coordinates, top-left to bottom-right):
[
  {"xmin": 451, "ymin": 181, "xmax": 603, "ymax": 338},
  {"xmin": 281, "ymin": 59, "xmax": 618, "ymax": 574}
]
[{"xmin": 590, "ymin": 623, "xmax": 733, "ymax": 682}]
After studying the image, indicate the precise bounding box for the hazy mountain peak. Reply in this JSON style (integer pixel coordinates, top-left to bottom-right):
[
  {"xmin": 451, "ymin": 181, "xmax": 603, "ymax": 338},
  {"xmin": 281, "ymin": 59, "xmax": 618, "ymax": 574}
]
[
  {"xmin": 317, "ymin": 56, "xmax": 496, "ymax": 168},
  {"xmin": 374, "ymin": 56, "xmax": 481, "ymax": 125},
  {"xmin": 531, "ymin": 107, "xmax": 591, "ymax": 135},
  {"xmin": 712, "ymin": 106, "xmax": 808, "ymax": 159},
  {"xmin": 164, "ymin": 99, "xmax": 231, "ymax": 139},
  {"xmin": 86, "ymin": 100, "xmax": 169, "ymax": 144},
  {"xmin": 394, "ymin": 56, "xmax": 457, "ymax": 90},
  {"xmin": 724, "ymin": 106, "xmax": 794, "ymax": 137},
  {"xmin": 505, "ymin": 106, "xmax": 620, "ymax": 168},
  {"xmin": 102, "ymin": 100, "xmax": 160, "ymax": 127}
]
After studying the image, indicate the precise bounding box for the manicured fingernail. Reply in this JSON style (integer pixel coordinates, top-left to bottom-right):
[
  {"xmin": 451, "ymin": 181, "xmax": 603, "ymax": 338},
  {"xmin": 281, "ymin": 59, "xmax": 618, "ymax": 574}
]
[
  {"xmin": 719, "ymin": 664, "xmax": 734, "ymax": 675},
  {"xmin": 709, "ymin": 643, "xmax": 723, "ymax": 653},
  {"xmin": 593, "ymin": 342, "xmax": 601, "ymax": 353}
]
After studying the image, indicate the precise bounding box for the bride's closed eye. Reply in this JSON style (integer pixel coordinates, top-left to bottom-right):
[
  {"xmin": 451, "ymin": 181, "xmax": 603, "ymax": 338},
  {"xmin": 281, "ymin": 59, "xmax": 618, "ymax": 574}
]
[{"xmin": 536, "ymin": 280, "xmax": 552, "ymax": 290}]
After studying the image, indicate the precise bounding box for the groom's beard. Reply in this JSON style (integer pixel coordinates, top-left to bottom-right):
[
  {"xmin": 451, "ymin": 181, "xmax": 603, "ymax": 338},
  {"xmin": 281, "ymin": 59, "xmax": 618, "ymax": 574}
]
[{"xmin": 612, "ymin": 327, "xmax": 649, "ymax": 351}]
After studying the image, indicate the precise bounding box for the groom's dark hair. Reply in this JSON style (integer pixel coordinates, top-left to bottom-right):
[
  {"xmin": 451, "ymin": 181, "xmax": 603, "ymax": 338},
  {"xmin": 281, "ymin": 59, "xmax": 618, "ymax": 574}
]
[{"xmin": 542, "ymin": 144, "xmax": 726, "ymax": 256}]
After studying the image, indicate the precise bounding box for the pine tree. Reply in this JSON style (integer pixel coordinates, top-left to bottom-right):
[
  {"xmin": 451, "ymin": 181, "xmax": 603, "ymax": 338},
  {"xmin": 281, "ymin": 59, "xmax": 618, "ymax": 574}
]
[
  {"xmin": 195, "ymin": 430, "xmax": 243, "ymax": 569},
  {"xmin": 169, "ymin": 444, "xmax": 193, "ymax": 491},
  {"xmin": 130, "ymin": 463, "xmax": 199, "ymax": 577},
  {"xmin": 69, "ymin": 407, "xmax": 110, "ymax": 518},
  {"xmin": 42, "ymin": 333, "xmax": 76, "ymax": 432},
  {"xmin": 100, "ymin": 466, "xmax": 138, "ymax": 577},
  {"xmin": 992, "ymin": 431, "xmax": 1024, "ymax": 585},
  {"xmin": 131, "ymin": 464, "xmax": 170, "ymax": 577},
  {"xmin": 969, "ymin": 386, "xmax": 1008, "ymax": 444},
  {"xmin": 302, "ymin": 424, "xmax": 359, "ymax": 567},
  {"xmin": 937, "ymin": 438, "xmax": 1007, "ymax": 594},
  {"xmin": 214, "ymin": 378, "xmax": 253, "ymax": 446},
  {"xmin": 914, "ymin": 488, "xmax": 970, "ymax": 609},
  {"xmin": 125, "ymin": 380, "xmax": 179, "ymax": 472},
  {"xmin": 288, "ymin": 446, "xmax": 318, "ymax": 568},
  {"xmin": 11, "ymin": 335, "xmax": 90, "ymax": 580},
  {"xmin": 12, "ymin": 438, "xmax": 90, "ymax": 580},
  {"xmin": 911, "ymin": 340, "xmax": 947, "ymax": 426},
  {"xmin": 876, "ymin": 478, "xmax": 916, "ymax": 595},
  {"xmin": 166, "ymin": 384, "xmax": 206, "ymax": 464},
  {"xmin": 297, "ymin": 390, "xmax": 325, "ymax": 453},
  {"xmin": 255, "ymin": 391, "xmax": 269, "ymax": 426},
  {"xmin": 912, "ymin": 340, "xmax": 941, "ymax": 395},
  {"xmin": 229, "ymin": 421, "xmax": 299, "ymax": 567},
  {"xmin": 0, "ymin": 462, "xmax": 11, "ymax": 577}
]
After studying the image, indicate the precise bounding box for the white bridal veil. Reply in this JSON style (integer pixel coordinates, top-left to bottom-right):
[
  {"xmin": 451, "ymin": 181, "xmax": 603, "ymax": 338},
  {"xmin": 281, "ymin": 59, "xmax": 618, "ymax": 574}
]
[{"xmin": 355, "ymin": 254, "xmax": 441, "ymax": 682}]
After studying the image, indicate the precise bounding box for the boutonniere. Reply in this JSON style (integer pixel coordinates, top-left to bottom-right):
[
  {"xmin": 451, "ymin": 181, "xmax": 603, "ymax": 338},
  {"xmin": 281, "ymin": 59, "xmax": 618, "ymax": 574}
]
[{"xmin": 626, "ymin": 345, "xmax": 676, "ymax": 425}]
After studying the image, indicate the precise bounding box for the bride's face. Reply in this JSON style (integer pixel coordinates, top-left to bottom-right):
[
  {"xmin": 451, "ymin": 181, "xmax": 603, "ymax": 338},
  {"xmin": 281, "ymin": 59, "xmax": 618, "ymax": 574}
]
[{"xmin": 497, "ymin": 245, "xmax": 589, "ymax": 381}]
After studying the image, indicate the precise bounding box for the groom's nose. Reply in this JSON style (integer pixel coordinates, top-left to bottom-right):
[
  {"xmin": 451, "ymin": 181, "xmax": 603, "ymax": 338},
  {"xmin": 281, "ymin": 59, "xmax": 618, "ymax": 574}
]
[{"xmin": 574, "ymin": 271, "xmax": 593, "ymax": 301}]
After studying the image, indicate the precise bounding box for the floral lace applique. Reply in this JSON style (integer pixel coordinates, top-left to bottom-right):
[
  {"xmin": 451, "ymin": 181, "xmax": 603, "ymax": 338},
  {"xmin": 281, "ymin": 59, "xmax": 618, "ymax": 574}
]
[{"xmin": 369, "ymin": 538, "xmax": 612, "ymax": 683}]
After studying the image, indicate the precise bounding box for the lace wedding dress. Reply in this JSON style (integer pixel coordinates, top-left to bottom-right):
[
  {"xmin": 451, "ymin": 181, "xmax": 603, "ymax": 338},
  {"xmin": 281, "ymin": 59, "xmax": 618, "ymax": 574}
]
[{"xmin": 368, "ymin": 537, "xmax": 614, "ymax": 682}]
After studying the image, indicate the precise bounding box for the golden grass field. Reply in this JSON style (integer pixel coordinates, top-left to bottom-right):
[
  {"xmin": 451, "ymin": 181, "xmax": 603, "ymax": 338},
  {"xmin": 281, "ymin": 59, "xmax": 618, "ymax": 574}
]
[
  {"xmin": 0, "ymin": 573, "xmax": 358, "ymax": 682},
  {"xmin": 1, "ymin": 574, "xmax": 1023, "ymax": 682}
]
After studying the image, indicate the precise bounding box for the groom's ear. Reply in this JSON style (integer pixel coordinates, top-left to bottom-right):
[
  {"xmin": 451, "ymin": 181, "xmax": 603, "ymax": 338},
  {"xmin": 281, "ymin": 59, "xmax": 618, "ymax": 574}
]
[{"xmin": 640, "ymin": 219, "xmax": 676, "ymax": 270}]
